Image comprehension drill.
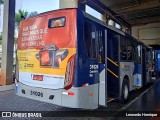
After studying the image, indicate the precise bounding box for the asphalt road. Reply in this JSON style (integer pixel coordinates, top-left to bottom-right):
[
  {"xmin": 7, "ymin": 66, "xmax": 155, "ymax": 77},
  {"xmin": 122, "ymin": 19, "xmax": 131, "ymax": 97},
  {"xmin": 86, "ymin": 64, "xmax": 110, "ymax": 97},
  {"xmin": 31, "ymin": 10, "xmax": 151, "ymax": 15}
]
[{"xmin": 0, "ymin": 81, "xmax": 155, "ymax": 120}]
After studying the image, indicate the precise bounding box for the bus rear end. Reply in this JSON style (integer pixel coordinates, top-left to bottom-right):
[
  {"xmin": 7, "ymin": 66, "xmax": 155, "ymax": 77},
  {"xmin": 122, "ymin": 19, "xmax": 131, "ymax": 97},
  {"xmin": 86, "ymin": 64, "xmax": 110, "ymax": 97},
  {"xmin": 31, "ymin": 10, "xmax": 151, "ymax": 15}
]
[{"xmin": 16, "ymin": 9, "xmax": 80, "ymax": 108}]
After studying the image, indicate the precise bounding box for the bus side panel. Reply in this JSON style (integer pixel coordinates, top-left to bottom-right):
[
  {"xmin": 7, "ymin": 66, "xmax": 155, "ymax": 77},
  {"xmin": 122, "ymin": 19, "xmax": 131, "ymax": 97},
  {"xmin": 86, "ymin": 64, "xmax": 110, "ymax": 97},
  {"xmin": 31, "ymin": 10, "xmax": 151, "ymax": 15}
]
[
  {"xmin": 120, "ymin": 62, "xmax": 142, "ymax": 91},
  {"xmin": 133, "ymin": 63, "xmax": 142, "ymax": 87},
  {"xmin": 75, "ymin": 11, "xmax": 99, "ymax": 87},
  {"xmin": 74, "ymin": 10, "xmax": 88, "ymax": 88},
  {"xmin": 72, "ymin": 9, "xmax": 99, "ymax": 109}
]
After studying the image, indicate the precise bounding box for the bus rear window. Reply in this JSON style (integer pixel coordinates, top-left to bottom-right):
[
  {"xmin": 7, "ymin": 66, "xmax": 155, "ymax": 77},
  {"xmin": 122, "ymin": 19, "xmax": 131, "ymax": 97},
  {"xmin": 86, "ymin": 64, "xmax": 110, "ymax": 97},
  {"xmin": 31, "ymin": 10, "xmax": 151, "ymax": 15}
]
[{"xmin": 48, "ymin": 17, "xmax": 66, "ymax": 28}]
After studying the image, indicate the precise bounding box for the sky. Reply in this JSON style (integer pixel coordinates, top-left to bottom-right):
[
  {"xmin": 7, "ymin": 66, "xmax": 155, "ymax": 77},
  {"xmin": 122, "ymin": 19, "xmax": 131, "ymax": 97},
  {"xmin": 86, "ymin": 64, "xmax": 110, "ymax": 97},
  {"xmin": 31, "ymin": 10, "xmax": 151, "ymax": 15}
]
[
  {"xmin": 0, "ymin": 0, "xmax": 101, "ymax": 32},
  {"xmin": 22, "ymin": 0, "xmax": 101, "ymax": 19},
  {"xmin": 0, "ymin": 0, "xmax": 59, "ymax": 32},
  {"xmin": 22, "ymin": 0, "xmax": 59, "ymax": 13}
]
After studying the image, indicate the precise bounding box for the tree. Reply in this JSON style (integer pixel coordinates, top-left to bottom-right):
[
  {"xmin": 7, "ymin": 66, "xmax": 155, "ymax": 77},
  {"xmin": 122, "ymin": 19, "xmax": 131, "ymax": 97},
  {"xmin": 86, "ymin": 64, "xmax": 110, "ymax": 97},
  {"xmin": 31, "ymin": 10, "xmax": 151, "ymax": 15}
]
[
  {"xmin": 15, "ymin": 9, "xmax": 38, "ymax": 29},
  {"xmin": 0, "ymin": 33, "xmax": 2, "ymax": 40},
  {"xmin": 15, "ymin": 9, "xmax": 28, "ymax": 29}
]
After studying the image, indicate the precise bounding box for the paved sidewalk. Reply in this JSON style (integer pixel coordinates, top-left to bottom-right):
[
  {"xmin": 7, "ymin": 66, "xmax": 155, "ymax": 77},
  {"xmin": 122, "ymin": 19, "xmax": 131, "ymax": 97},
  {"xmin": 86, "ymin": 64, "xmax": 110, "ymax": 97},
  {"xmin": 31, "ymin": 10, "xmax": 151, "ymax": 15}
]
[{"xmin": 0, "ymin": 84, "xmax": 14, "ymax": 91}]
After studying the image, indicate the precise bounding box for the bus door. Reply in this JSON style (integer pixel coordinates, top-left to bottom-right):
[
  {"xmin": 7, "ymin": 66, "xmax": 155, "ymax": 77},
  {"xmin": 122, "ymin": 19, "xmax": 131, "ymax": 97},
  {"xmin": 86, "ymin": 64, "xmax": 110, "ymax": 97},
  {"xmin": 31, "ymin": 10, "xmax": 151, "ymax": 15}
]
[
  {"xmin": 98, "ymin": 29, "xmax": 107, "ymax": 106},
  {"xmin": 107, "ymin": 29, "xmax": 120, "ymax": 98}
]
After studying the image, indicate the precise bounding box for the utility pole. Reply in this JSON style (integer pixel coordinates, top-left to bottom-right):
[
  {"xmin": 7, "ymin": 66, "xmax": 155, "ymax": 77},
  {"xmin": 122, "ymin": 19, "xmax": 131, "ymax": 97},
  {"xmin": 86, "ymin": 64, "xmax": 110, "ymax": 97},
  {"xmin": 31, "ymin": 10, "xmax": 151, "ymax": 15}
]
[{"xmin": 1, "ymin": 0, "xmax": 15, "ymax": 85}]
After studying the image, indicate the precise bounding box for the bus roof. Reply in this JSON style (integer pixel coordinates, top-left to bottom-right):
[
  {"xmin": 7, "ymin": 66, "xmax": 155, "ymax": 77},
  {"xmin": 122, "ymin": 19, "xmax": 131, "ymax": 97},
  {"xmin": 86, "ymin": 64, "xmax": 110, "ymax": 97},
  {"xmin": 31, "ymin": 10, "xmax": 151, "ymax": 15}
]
[{"xmin": 84, "ymin": 11, "xmax": 150, "ymax": 49}]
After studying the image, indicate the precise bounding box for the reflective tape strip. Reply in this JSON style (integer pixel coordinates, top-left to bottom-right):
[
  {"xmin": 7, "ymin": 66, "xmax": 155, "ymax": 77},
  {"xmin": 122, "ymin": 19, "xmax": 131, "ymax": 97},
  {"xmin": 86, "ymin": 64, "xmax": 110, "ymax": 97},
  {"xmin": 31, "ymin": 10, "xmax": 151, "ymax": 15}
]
[
  {"xmin": 62, "ymin": 92, "xmax": 74, "ymax": 96},
  {"xmin": 82, "ymin": 83, "xmax": 89, "ymax": 87},
  {"xmin": 62, "ymin": 92, "xmax": 68, "ymax": 95},
  {"xmin": 68, "ymin": 92, "xmax": 74, "ymax": 96}
]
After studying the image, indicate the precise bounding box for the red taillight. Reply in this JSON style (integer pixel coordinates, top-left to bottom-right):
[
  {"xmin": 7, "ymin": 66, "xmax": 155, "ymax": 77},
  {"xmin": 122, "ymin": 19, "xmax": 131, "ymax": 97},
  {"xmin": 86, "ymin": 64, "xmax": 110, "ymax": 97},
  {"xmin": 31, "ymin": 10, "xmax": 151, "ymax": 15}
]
[
  {"xmin": 41, "ymin": 51, "xmax": 50, "ymax": 65},
  {"xmin": 64, "ymin": 54, "xmax": 76, "ymax": 90}
]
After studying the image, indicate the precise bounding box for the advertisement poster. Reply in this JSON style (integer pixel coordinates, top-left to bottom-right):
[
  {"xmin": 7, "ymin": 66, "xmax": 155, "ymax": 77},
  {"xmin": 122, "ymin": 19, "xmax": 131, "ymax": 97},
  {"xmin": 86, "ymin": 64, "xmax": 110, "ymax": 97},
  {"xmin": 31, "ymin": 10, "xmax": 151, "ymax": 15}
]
[{"xmin": 17, "ymin": 10, "xmax": 76, "ymax": 88}]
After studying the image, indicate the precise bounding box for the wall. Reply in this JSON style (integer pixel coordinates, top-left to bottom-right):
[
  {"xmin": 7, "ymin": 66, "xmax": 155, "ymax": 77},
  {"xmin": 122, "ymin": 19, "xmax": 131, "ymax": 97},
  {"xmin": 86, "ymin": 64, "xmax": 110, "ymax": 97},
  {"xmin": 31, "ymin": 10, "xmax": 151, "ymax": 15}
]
[
  {"xmin": 0, "ymin": 5, "xmax": 4, "ymax": 32},
  {"xmin": 132, "ymin": 22, "xmax": 160, "ymax": 45},
  {"xmin": 59, "ymin": 0, "xmax": 78, "ymax": 9}
]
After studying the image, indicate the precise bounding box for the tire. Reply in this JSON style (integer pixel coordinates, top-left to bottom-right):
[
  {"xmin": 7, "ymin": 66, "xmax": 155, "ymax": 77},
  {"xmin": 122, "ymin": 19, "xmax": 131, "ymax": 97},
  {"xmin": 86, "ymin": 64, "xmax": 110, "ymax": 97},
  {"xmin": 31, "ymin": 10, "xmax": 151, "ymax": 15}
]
[{"xmin": 120, "ymin": 79, "xmax": 129, "ymax": 104}]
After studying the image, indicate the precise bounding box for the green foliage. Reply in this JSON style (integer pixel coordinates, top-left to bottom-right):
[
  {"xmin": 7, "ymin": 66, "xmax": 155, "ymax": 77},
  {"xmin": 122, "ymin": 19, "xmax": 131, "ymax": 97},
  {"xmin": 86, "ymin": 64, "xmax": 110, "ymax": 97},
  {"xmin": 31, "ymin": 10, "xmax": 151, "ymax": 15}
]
[
  {"xmin": 0, "ymin": 33, "xmax": 2, "ymax": 39},
  {"xmin": 0, "ymin": 0, "xmax": 4, "ymax": 5},
  {"xmin": 15, "ymin": 9, "xmax": 28, "ymax": 28},
  {"xmin": 15, "ymin": 9, "xmax": 38, "ymax": 29}
]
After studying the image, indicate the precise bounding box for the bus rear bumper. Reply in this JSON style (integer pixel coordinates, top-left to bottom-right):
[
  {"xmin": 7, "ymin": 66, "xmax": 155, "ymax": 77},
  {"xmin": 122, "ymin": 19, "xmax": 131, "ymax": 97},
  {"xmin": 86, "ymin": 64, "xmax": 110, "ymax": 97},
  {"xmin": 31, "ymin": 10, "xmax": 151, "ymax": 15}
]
[{"xmin": 15, "ymin": 82, "xmax": 98, "ymax": 109}]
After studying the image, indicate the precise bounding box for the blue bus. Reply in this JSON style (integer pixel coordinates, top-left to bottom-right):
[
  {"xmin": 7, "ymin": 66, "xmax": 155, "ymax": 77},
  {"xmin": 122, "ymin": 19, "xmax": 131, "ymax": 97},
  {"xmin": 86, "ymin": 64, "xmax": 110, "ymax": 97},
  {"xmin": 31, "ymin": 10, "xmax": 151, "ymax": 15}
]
[{"xmin": 15, "ymin": 8, "xmax": 153, "ymax": 109}]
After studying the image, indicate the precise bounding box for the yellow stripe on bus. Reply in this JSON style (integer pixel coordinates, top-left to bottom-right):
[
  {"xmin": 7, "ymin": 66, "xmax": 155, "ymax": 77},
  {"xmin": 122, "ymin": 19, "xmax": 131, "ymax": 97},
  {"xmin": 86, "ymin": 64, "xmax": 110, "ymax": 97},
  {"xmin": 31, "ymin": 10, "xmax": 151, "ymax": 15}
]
[
  {"xmin": 107, "ymin": 68, "xmax": 119, "ymax": 78},
  {"xmin": 107, "ymin": 57, "xmax": 118, "ymax": 67},
  {"xmin": 107, "ymin": 98, "xmax": 115, "ymax": 103}
]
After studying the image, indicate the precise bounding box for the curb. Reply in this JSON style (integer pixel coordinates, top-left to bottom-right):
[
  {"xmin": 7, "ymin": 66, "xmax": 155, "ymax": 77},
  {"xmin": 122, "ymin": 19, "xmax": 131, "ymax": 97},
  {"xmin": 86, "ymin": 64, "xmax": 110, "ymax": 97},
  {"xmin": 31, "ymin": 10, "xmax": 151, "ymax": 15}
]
[{"xmin": 0, "ymin": 84, "xmax": 15, "ymax": 91}]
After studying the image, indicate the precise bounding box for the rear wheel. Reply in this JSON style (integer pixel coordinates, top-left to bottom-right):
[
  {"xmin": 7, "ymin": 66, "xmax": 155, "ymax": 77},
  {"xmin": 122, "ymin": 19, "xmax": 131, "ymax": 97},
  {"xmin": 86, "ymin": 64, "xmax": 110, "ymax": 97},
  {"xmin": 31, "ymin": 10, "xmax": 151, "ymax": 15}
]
[{"xmin": 120, "ymin": 79, "xmax": 129, "ymax": 103}]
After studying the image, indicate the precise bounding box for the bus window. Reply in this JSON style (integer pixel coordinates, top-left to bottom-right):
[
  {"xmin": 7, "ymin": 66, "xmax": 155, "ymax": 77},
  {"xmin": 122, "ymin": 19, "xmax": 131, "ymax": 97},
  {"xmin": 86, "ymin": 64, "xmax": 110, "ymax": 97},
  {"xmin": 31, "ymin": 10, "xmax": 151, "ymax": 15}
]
[
  {"xmin": 98, "ymin": 30, "xmax": 105, "ymax": 63},
  {"xmin": 136, "ymin": 45, "xmax": 141, "ymax": 63},
  {"xmin": 107, "ymin": 30, "xmax": 119, "ymax": 62},
  {"xmin": 132, "ymin": 41, "xmax": 137, "ymax": 62},
  {"xmin": 48, "ymin": 17, "xmax": 66, "ymax": 28},
  {"xmin": 91, "ymin": 31, "xmax": 98, "ymax": 58},
  {"xmin": 127, "ymin": 40, "xmax": 134, "ymax": 61},
  {"xmin": 84, "ymin": 21, "xmax": 98, "ymax": 59},
  {"xmin": 120, "ymin": 36, "xmax": 127, "ymax": 61}
]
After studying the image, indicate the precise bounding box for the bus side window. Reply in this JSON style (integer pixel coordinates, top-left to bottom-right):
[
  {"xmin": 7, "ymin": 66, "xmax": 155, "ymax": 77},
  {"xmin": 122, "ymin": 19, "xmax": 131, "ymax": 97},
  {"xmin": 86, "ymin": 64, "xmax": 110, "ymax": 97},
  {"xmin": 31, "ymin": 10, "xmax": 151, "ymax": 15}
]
[
  {"xmin": 136, "ymin": 45, "xmax": 141, "ymax": 63},
  {"xmin": 98, "ymin": 30, "xmax": 105, "ymax": 63},
  {"xmin": 132, "ymin": 42, "xmax": 137, "ymax": 62},
  {"xmin": 107, "ymin": 30, "xmax": 119, "ymax": 62},
  {"xmin": 84, "ymin": 21, "xmax": 98, "ymax": 59},
  {"xmin": 120, "ymin": 36, "xmax": 127, "ymax": 61},
  {"xmin": 91, "ymin": 31, "xmax": 98, "ymax": 58},
  {"xmin": 127, "ymin": 40, "xmax": 134, "ymax": 61}
]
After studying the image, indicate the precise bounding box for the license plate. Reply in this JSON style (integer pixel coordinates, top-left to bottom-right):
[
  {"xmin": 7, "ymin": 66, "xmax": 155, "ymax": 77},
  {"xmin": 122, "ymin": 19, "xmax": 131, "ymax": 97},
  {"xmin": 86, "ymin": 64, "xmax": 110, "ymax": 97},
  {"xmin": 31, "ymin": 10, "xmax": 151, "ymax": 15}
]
[
  {"xmin": 30, "ymin": 90, "xmax": 43, "ymax": 97},
  {"xmin": 32, "ymin": 75, "xmax": 43, "ymax": 81}
]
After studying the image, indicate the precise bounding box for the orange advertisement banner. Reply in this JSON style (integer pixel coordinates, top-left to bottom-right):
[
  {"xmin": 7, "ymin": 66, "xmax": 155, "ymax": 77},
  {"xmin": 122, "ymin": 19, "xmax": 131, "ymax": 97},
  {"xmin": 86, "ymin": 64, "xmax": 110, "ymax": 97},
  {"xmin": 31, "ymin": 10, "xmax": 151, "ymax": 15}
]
[{"xmin": 17, "ymin": 9, "xmax": 77, "ymax": 76}]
